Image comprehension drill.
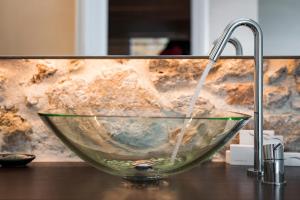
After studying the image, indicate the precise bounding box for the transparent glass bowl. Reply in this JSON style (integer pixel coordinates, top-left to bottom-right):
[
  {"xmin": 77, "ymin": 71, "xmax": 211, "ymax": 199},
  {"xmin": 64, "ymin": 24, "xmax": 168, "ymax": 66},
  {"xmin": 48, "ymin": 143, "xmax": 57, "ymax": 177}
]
[{"xmin": 39, "ymin": 110, "xmax": 250, "ymax": 181}]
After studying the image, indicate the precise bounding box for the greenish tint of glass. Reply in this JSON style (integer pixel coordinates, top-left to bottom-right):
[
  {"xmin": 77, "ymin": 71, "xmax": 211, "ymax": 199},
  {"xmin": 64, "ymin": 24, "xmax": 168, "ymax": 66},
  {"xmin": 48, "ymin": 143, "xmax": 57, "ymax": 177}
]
[
  {"xmin": 39, "ymin": 111, "xmax": 250, "ymax": 180},
  {"xmin": 39, "ymin": 113, "xmax": 249, "ymax": 121}
]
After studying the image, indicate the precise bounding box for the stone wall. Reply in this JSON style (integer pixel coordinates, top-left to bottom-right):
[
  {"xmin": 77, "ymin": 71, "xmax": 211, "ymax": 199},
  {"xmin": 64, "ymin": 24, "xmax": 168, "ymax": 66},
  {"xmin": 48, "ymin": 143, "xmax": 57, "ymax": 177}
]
[{"xmin": 0, "ymin": 58, "xmax": 299, "ymax": 161}]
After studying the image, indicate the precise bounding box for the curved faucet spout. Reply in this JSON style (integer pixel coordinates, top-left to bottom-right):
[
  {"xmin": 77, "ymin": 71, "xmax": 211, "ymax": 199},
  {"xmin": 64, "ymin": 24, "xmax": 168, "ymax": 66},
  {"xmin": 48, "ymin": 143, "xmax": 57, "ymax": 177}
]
[
  {"xmin": 209, "ymin": 18, "xmax": 264, "ymax": 176},
  {"xmin": 213, "ymin": 38, "xmax": 243, "ymax": 56}
]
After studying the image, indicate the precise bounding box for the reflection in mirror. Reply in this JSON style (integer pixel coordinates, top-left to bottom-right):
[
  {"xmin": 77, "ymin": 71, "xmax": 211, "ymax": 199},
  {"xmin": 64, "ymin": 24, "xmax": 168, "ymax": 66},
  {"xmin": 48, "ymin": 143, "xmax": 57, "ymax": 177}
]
[
  {"xmin": 130, "ymin": 38, "xmax": 169, "ymax": 56},
  {"xmin": 109, "ymin": 0, "xmax": 190, "ymax": 55}
]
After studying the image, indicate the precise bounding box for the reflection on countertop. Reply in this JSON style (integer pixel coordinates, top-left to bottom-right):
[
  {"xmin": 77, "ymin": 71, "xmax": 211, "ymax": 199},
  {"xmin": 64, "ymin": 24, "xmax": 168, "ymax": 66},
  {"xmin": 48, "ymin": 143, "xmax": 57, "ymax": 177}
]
[{"xmin": 0, "ymin": 162, "xmax": 300, "ymax": 200}]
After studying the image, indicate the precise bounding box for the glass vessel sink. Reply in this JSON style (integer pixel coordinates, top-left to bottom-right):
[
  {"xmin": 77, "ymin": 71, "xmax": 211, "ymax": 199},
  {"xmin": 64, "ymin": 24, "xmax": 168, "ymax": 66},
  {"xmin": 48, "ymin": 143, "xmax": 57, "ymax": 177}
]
[{"xmin": 39, "ymin": 110, "xmax": 250, "ymax": 181}]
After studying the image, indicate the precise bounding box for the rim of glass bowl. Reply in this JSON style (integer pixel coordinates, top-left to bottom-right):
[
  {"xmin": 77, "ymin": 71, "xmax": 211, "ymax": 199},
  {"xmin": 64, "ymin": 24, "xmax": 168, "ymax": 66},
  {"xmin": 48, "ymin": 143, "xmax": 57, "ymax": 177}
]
[{"xmin": 38, "ymin": 111, "xmax": 251, "ymax": 121}]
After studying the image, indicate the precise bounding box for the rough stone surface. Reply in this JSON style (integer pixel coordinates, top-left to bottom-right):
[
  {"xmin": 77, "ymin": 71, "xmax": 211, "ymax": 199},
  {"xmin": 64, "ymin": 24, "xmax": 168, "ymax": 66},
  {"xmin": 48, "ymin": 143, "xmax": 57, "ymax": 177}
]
[
  {"xmin": 0, "ymin": 72, "xmax": 6, "ymax": 90},
  {"xmin": 0, "ymin": 58, "xmax": 299, "ymax": 162},
  {"xmin": 206, "ymin": 59, "xmax": 254, "ymax": 83},
  {"xmin": 264, "ymin": 86, "xmax": 291, "ymax": 109},
  {"xmin": 293, "ymin": 60, "xmax": 300, "ymax": 76},
  {"xmin": 31, "ymin": 64, "xmax": 57, "ymax": 84},
  {"xmin": 0, "ymin": 72, "xmax": 6, "ymax": 102},
  {"xmin": 268, "ymin": 59, "xmax": 300, "ymax": 75},
  {"xmin": 67, "ymin": 60, "xmax": 85, "ymax": 72},
  {"xmin": 291, "ymin": 97, "xmax": 300, "ymax": 111},
  {"xmin": 264, "ymin": 63, "xmax": 287, "ymax": 84},
  {"xmin": 224, "ymin": 83, "xmax": 254, "ymax": 105},
  {"xmin": 25, "ymin": 95, "xmax": 40, "ymax": 108},
  {"xmin": 0, "ymin": 106, "xmax": 32, "ymax": 152},
  {"xmin": 47, "ymin": 70, "xmax": 168, "ymax": 116},
  {"xmin": 295, "ymin": 63, "xmax": 300, "ymax": 94},
  {"xmin": 115, "ymin": 59, "xmax": 129, "ymax": 64},
  {"xmin": 297, "ymin": 83, "xmax": 300, "ymax": 94},
  {"xmin": 170, "ymin": 95, "xmax": 215, "ymax": 116},
  {"xmin": 149, "ymin": 59, "xmax": 207, "ymax": 91}
]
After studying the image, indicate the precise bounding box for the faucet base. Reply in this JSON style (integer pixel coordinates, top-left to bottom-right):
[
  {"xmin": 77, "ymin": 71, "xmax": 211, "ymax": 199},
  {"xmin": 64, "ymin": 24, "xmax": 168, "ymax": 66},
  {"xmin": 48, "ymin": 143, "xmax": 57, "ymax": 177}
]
[
  {"xmin": 247, "ymin": 168, "xmax": 263, "ymax": 177},
  {"xmin": 262, "ymin": 180, "xmax": 286, "ymax": 186}
]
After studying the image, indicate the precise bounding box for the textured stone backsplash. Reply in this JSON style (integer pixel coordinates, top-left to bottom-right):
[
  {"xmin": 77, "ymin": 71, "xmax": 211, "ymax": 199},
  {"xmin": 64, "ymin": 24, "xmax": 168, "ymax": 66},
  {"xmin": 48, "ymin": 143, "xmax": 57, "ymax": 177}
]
[{"xmin": 0, "ymin": 58, "xmax": 299, "ymax": 161}]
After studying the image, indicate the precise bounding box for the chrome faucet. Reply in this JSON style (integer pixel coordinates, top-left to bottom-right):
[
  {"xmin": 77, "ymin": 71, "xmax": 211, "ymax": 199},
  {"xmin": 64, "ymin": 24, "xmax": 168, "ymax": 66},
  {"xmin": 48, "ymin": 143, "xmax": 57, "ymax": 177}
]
[
  {"xmin": 213, "ymin": 38, "xmax": 243, "ymax": 56},
  {"xmin": 209, "ymin": 18, "xmax": 264, "ymax": 176}
]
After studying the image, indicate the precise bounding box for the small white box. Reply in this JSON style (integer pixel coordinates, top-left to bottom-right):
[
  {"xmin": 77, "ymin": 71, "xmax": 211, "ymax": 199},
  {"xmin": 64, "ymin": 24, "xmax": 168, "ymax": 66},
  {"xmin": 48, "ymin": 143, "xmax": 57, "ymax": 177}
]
[
  {"xmin": 225, "ymin": 150, "xmax": 231, "ymax": 164},
  {"xmin": 227, "ymin": 147, "xmax": 300, "ymax": 167},
  {"xmin": 284, "ymin": 152, "xmax": 300, "ymax": 166},
  {"xmin": 229, "ymin": 144, "xmax": 254, "ymax": 165}
]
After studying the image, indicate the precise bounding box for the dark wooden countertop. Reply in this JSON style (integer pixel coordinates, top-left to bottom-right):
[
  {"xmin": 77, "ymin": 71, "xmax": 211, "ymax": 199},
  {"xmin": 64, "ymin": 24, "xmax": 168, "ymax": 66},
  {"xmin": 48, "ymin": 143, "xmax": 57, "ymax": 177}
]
[{"xmin": 0, "ymin": 162, "xmax": 299, "ymax": 200}]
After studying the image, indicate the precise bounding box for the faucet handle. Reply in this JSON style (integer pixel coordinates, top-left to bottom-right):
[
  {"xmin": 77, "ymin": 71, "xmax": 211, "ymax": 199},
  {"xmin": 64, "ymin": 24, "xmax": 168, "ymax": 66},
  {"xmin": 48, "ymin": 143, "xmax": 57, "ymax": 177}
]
[
  {"xmin": 263, "ymin": 143, "xmax": 286, "ymax": 186},
  {"xmin": 263, "ymin": 143, "xmax": 284, "ymax": 160}
]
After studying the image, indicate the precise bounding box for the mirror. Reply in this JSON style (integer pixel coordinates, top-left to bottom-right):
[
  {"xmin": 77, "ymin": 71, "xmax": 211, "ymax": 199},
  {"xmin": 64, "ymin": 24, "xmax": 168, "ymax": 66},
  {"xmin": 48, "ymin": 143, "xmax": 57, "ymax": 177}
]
[{"xmin": 0, "ymin": 0, "xmax": 299, "ymax": 56}]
